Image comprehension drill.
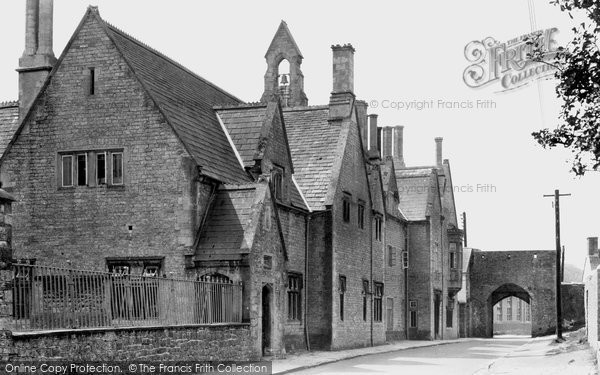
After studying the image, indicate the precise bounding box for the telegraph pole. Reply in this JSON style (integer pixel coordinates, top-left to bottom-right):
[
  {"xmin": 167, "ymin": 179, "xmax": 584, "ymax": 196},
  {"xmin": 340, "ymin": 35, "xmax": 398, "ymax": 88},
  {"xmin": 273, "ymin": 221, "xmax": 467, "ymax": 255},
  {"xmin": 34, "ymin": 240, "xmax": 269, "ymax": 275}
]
[
  {"xmin": 543, "ymin": 189, "xmax": 570, "ymax": 342},
  {"xmin": 462, "ymin": 212, "xmax": 468, "ymax": 247}
]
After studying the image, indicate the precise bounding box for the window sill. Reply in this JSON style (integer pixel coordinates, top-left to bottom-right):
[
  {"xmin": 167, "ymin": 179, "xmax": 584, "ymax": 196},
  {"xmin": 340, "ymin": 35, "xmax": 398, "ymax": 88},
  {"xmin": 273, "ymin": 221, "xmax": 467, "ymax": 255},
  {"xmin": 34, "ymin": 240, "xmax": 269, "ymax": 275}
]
[{"xmin": 58, "ymin": 185, "xmax": 126, "ymax": 191}]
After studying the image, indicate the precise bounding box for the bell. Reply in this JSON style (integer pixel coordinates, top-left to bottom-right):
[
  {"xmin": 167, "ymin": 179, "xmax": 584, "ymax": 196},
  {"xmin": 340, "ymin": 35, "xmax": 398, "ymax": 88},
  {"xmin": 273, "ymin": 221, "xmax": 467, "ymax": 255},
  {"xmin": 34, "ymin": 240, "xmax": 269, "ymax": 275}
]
[{"xmin": 280, "ymin": 74, "xmax": 289, "ymax": 86}]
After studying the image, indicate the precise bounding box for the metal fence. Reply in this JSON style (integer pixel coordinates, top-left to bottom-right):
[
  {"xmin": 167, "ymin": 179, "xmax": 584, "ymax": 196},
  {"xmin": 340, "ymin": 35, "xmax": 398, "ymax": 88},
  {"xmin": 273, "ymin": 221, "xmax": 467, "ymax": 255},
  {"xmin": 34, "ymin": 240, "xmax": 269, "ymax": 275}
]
[{"xmin": 12, "ymin": 264, "xmax": 243, "ymax": 332}]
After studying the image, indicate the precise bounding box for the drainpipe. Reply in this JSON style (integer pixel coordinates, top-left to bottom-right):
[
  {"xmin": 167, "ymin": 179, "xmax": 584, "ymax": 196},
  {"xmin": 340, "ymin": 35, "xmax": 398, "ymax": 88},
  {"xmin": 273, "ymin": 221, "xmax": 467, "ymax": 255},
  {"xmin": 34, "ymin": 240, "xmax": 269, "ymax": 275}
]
[
  {"xmin": 405, "ymin": 223, "xmax": 410, "ymax": 339},
  {"xmin": 304, "ymin": 214, "xmax": 311, "ymax": 351},
  {"xmin": 440, "ymin": 215, "xmax": 445, "ymax": 340},
  {"xmin": 370, "ymin": 211, "xmax": 374, "ymax": 347}
]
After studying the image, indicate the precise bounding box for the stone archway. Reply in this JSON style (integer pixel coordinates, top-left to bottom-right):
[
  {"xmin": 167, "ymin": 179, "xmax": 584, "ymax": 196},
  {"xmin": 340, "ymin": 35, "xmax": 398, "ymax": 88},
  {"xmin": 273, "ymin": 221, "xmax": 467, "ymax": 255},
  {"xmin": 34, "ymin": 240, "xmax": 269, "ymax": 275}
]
[
  {"xmin": 469, "ymin": 251, "xmax": 556, "ymax": 338},
  {"xmin": 488, "ymin": 283, "xmax": 532, "ymax": 337}
]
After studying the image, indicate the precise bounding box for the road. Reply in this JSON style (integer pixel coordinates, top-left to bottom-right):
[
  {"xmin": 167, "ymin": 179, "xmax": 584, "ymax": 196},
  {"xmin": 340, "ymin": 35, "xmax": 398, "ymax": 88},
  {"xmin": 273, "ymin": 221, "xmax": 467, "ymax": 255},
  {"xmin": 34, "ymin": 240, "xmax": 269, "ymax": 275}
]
[{"xmin": 290, "ymin": 336, "xmax": 589, "ymax": 375}]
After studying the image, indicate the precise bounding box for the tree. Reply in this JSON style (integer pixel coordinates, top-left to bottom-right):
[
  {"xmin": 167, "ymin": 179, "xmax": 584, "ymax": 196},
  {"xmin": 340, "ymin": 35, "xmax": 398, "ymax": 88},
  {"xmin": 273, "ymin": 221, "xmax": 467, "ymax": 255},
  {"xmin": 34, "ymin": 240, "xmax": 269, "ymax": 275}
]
[{"xmin": 531, "ymin": 0, "xmax": 600, "ymax": 175}]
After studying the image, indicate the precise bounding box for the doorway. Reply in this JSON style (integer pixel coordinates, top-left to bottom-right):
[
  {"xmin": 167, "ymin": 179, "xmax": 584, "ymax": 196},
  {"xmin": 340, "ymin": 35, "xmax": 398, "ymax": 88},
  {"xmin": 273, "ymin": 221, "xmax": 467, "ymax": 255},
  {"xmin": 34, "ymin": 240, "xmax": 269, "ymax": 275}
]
[
  {"xmin": 434, "ymin": 292, "xmax": 441, "ymax": 338},
  {"xmin": 261, "ymin": 285, "xmax": 272, "ymax": 355}
]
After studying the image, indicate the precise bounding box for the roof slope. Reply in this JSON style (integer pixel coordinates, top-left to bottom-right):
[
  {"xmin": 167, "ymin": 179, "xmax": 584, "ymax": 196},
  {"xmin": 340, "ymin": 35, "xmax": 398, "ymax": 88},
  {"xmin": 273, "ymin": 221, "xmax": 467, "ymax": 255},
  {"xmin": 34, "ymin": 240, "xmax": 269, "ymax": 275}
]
[
  {"xmin": 216, "ymin": 105, "xmax": 267, "ymax": 168},
  {"xmin": 284, "ymin": 107, "xmax": 341, "ymax": 210},
  {"xmin": 102, "ymin": 19, "xmax": 250, "ymax": 184},
  {"xmin": 0, "ymin": 102, "xmax": 19, "ymax": 158},
  {"xmin": 195, "ymin": 186, "xmax": 260, "ymax": 261},
  {"xmin": 396, "ymin": 167, "xmax": 436, "ymax": 221}
]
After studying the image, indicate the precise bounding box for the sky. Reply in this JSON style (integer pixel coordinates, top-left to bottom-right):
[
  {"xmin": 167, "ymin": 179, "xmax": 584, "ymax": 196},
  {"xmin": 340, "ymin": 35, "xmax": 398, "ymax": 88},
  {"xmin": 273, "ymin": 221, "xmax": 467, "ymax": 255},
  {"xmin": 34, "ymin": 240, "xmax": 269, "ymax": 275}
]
[{"xmin": 0, "ymin": 0, "xmax": 598, "ymax": 270}]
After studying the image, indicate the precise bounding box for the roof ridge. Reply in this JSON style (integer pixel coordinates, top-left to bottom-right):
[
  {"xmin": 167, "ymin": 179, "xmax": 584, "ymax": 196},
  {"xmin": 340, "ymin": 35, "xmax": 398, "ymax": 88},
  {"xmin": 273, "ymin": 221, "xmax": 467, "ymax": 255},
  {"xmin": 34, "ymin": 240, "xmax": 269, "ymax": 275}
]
[
  {"xmin": 0, "ymin": 101, "xmax": 18, "ymax": 109},
  {"xmin": 214, "ymin": 102, "xmax": 268, "ymax": 110},
  {"xmin": 102, "ymin": 21, "xmax": 243, "ymax": 104},
  {"xmin": 282, "ymin": 105, "xmax": 329, "ymax": 112}
]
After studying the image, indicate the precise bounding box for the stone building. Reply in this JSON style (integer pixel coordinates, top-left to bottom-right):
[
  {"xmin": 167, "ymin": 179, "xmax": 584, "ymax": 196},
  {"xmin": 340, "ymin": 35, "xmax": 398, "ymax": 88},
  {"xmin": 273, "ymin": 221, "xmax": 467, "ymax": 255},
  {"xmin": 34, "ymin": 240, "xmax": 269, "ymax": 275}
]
[
  {"xmin": 375, "ymin": 127, "xmax": 464, "ymax": 340},
  {"xmin": 0, "ymin": 1, "xmax": 463, "ymax": 358}
]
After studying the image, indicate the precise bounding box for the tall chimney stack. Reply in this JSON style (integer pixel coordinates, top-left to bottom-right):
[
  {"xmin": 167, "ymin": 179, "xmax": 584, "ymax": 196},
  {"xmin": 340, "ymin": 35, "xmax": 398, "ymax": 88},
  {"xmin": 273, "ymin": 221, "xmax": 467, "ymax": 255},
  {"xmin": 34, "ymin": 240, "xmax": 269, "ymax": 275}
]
[
  {"xmin": 367, "ymin": 114, "xmax": 379, "ymax": 159},
  {"xmin": 355, "ymin": 100, "xmax": 368, "ymax": 152},
  {"xmin": 18, "ymin": 0, "xmax": 57, "ymax": 119},
  {"xmin": 588, "ymin": 237, "xmax": 598, "ymax": 256},
  {"xmin": 329, "ymin": 44, "xmax": 355, "ymax": 121},
  {"xmin": 382, "ymin": 127, "xmax": 393, "ymax": 158},
  {"xmin": 435, "ymin": 137, "xmax": 443, "ymax": 167},
  {"xmin": 394, "ymin": 126, "xmax": 405, "ymax": 167}
]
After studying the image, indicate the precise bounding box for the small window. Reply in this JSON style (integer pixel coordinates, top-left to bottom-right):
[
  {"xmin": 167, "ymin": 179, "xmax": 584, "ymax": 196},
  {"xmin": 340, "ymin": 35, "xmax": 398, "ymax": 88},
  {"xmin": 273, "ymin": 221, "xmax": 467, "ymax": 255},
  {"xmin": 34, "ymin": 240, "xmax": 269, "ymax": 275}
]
[
  {"xmin": 374, "ymin": 283, "xmax": 383, "ymax": 322},
  {"xmin": 263, "ymin": 255, "xmax": 272, "ymax": 270},
  {"xmin": 77, "ymin": 154, "xmax": 87, "ymax": 186},
  {"xmin": 88, "ymin": 68, "xmax": 96, "ymax": 95},
  {"xmin": 375, "ymin": 216, "xmax": 382, "ymax": 241},
  {"xmin": 402, "ymin": 250, "xmax": 409, "ymax": 269},
  {"xmin": 450, "ymin": 252, "xmax": 457, "ymax": 269},
  {"xmin": 388, "ymin": 246, "xmax": 396, "ymax": 267},
  {"xmin": 288, "ymin": 274, "xmax": 302, "ymax": 321},
  {"xmin": 96, "ymin": 152, "xmax": 106, "ymax": 185},
  {"xmin": 272, "ymin": 167, "xmax": 283, "ymax": 201},
  {"xmin": 409, "ymin": 300, "xmax": 418, "ymax": 328},
  {"xmin": 496, "ymin": 300, "xmax": 503, "ymax": 322},
  {"xmin": 342, "ymin": 194, "xmax": 351, "ymax": 223},
  {"xmin": 410, "ymin": 310, "xmax": 417, "ymax": 328},
  {"xmin": 358, "ymin": 202, "xmax": 365, "ymax": 229},
  {"xmin": 339, "ymin": 275, "xmax": 346, "ymax": 321},
  {"xmin": 112, "ymin": 152, "xmax": 124, "ymax": 185},
  {"xmin": 62, "ymin": 155, "xmax": 73, "ymax": 187}
]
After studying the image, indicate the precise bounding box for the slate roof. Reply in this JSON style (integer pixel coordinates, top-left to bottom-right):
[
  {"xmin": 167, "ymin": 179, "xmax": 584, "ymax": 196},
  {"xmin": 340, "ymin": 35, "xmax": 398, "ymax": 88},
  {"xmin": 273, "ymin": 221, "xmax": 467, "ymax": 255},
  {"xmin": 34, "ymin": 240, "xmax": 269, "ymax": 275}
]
[
  {"xmin": 195, "ymin": 186, "xmax": 259, "ymax": 261},
  {"xmin": 101, "ymin": 18, "xmax": 251, "ymax": 184},
  {"xmin": 216, "ymin": 105, "xmax": 267, "ymax": 168},
  {"xmin": 284, "ymin": 106, "xmax": 341, "ymax": 211},
  {"xmin": 395, "ymin": 167, "xmax": 436, "ymax": 221},
  {"xmin": 0, "ymin": 102, "xmax": 19, "ymax": 158}
]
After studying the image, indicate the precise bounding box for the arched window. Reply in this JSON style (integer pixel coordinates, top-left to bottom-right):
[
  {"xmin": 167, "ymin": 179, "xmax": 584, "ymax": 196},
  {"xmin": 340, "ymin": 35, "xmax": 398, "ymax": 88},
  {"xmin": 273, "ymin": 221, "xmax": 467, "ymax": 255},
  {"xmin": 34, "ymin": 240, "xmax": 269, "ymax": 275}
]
[{"xmin": 278, "ymin": 59, "xmax": 291, "ymax": 106}]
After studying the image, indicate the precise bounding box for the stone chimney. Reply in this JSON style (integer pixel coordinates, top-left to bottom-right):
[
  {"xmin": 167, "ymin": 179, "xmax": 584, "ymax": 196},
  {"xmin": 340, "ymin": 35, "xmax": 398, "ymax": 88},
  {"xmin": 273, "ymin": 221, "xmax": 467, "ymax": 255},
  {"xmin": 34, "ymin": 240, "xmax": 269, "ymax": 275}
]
[
  {"xmin": 382, "ymin": 127, "xmax": 393, "ymax": 158},
  {"xmin": 367, "ymin": 114, "xmax": 379, "ymax": 159},
  {"xmin": 18, "ymin": 0, "xmax": 57, "ymax": 119},
  {"xmin": 355, "ymin": 100, "xmax": 368, "ymax": 152},
  {"xmin": 394, "ymin": 126, "xmax": 405, "ymax": 167},
  {"xmin": 435, "ymin": 137, "xmax": 443, "ymax": 167},
  {"xmin": 588, "ymin": 237, "xmax": 598, "ymax": 257},
  {"xmin": 329, "ymin": 44, "xmax": 356, "ymax": 121}
]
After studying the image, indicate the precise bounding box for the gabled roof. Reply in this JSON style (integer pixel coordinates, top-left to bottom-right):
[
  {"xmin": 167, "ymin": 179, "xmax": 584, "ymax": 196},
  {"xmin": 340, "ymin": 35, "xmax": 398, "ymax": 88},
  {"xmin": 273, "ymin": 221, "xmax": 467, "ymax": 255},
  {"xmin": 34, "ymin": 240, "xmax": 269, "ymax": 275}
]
[
  {"xmin": 284, "ymin": 106, "xmax": 341, "ymax": 211},
  {"xmin": 0, "ymin": 102, "xmax": 19, "ymax": 158},
  {"xmin": 216, "ymin": 105, "xmax": 267, "ymax": 168},
  {"xmin": 381, "ymin": 157, "xmax": 406, "ymax": 220},
  {"xmin": 395, "ymin": 167, "xmax": 438, "ymax": 221},
  {"xmin": 103, "ymin": 20, "xmax": 250, "ymax": 184},
  {"xmin": 3, "ymin": 7, "xmax": 251, "ymax": 184},
  {"xmin": 194, "ymin": 185, "xmax": 263, "ymax": 261}
]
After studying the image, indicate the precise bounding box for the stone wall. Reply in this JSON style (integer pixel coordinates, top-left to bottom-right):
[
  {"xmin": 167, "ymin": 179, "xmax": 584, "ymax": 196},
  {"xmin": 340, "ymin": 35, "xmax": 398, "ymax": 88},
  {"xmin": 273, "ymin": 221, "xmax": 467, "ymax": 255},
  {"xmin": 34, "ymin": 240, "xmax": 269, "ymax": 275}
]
[
  {"xmin": 469, "ymin": 251, "xmax": 556, "ymax": 338},
  {"xmin": 0, "ymin": 324, "xmax": 255, "ymax": 362},
  {"xmin": 561, "ymin": 283, "xmax": 585, "ymax": 330}
]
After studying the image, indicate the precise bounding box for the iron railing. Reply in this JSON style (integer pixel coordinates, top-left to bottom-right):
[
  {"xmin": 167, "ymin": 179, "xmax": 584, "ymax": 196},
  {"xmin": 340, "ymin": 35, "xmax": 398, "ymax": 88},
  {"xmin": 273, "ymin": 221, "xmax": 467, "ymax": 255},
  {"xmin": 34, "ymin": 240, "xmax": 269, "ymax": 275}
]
[{"xmin": 12, "ymin": 264, "xmax": 243, "ymax": 332}]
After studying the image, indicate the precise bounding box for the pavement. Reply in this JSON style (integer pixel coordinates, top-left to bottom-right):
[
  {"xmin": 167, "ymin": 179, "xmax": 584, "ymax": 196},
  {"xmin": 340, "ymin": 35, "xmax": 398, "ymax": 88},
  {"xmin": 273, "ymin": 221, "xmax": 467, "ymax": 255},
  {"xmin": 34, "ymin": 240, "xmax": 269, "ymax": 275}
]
[
  {"xmin": 479, "ymin": 330, "xmax": 598, "ymax": 375},
  {"xmin": 271, "ymin": 338, "xmax": 472, "ymax": 374},
  {"xmin": 271, "ymin": 330, "xmax": 598, "ymax": 374}
]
